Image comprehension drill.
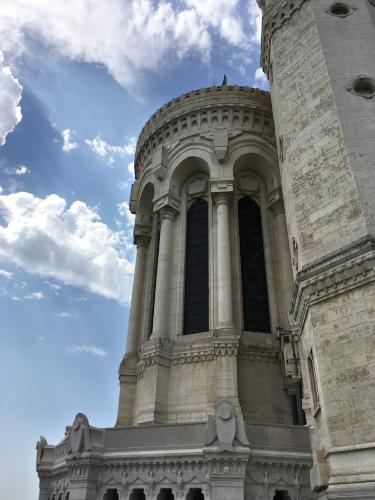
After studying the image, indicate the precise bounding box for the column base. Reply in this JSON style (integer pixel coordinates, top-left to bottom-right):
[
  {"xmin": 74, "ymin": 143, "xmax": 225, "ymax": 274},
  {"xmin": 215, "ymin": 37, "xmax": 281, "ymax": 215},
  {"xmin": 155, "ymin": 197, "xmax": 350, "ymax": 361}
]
[{"xmin": 116, "ymin": 354, "xmax": 138, "ymax": 427}]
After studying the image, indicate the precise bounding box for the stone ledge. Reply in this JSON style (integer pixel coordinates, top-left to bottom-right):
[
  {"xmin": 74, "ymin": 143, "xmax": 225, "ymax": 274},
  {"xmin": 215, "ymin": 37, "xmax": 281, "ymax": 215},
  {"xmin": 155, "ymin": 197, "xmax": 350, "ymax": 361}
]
[{"xmin": 290, "ymin": 236, "xmax": 375, "ymax": 329}]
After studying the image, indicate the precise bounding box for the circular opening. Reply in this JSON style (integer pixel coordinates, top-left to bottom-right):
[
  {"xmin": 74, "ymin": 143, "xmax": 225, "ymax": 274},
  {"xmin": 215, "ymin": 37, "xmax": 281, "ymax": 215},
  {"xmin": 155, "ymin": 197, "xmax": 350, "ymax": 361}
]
[
  {"xmin": 329, "ymin": 2, "xmax": 351, "ymax": 16},
  {"xmin": 353, "ymin": 77, "xmax": 375, "ymax": 98}
]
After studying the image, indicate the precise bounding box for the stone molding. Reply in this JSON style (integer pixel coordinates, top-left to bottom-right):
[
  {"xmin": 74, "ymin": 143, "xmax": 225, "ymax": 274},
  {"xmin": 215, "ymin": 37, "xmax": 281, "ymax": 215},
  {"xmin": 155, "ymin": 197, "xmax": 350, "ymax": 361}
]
[
  {"xmin": 260, "ymin": 0, "xmax": 308, "ymax": 76},
  {"xmin": 134, "ymin": 86, "xmax": 274, "ymax": 177},
  {"xmin": 135, "ymin": 333, "xmax": 280, "ymax": 379},
  {"xmin": 291, "ymin": 236, "xmax": 375, "ymax": 331}
]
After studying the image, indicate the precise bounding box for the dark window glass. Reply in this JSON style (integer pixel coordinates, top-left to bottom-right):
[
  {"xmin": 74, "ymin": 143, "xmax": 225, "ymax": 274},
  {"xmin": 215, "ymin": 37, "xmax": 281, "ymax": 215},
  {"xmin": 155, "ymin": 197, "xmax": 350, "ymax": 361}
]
[
  {"xmin": 238, "ymin": 197, "xmax": 271, "ymax": 332},
  {"xmin": 149, "ymin": 219, "xmax": 160, "ymax": 338},
  {"xmin": 184, "ymin": 199, "xmax": 209, "ymax": 334}
]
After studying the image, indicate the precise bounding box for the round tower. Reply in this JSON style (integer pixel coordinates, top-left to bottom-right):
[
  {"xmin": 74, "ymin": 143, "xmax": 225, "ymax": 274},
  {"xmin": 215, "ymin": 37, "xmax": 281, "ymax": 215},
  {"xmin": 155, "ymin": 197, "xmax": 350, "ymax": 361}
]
[
  {"xmin": 117, "ymin": 85, "xmax": 297, "ymax": 428},
  {"xmin": 36, "ymin": 86, "xmax": 316, "ymax": 500}
]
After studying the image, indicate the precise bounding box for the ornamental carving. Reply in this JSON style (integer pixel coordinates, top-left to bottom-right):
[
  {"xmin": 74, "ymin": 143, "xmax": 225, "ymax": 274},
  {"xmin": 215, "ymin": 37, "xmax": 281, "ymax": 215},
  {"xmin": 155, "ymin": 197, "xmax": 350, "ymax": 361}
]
[
  {"xmin": 134, "ymin": 86, "xmax": 275, "ymax": 177},
  {"xmin": 260, "ymin": 0, "xmax": 307, "ymax": 75}
]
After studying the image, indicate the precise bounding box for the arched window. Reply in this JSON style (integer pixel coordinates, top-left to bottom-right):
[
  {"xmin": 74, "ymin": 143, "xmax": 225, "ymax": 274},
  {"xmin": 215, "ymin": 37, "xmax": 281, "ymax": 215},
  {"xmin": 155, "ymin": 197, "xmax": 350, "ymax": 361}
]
[
  {"xmin": 238, "ymin": 197, "xmax": 270, "ymax": 332},
  {"xmin": 129, "ymin": 490, "xmax": 146, "ymax": 500},
  {"xmin": 157, "ymin": 489, "xmax": 174, "ymax": 499},
  {"xmin": 104, "ymin": 490, "xmax": 119, "ymax": 500},
  {"xmin": 186, "ymin": 489, "xmax": 205, "ymax": 500},
  {"xmin": 184, "ymin": 198, "xmax": 209, "ymax": 334}
]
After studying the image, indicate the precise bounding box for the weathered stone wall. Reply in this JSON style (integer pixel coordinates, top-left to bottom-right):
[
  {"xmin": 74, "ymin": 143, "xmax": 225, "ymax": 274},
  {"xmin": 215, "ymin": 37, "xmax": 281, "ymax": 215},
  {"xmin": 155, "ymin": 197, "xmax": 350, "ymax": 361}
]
[
  {"xmin": 263, "ymin": 0, "xmax": 375, "ymax": 495},
  {"xmin": 270, "ymin": 1, "xmax": 368, "ymax": 269},
  {"xmin": 311, "ymin": 0, "xmax": 375, "ymax": 239}
]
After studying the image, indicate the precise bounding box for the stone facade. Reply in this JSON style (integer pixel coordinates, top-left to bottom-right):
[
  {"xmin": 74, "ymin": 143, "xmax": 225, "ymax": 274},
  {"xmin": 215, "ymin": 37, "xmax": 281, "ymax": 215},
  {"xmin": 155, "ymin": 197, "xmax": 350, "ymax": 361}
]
[
  {"xmin": 258, "ymin": 0, "xmax": 375, "ymax": 498},
  {"xmin": 37, "ymin": 2, "xmax": 375, "ymax": 497}
]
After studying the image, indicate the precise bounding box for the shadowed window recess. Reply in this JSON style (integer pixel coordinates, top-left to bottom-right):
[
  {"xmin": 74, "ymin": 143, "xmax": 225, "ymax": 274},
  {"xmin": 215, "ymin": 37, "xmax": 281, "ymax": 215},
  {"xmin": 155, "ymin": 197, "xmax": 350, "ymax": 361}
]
[
  {"xmin": 184, "ymin": 198, "xmax": 209, "ymax": 334},
  {"xmin": 238, "ymin": 197, "xmax": 271, "ymax": 333}
]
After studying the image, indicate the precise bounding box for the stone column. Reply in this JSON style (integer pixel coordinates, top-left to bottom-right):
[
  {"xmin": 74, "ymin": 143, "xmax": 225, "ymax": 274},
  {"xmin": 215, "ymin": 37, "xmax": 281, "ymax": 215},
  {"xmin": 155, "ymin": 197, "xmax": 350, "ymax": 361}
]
[
  {"xmin": 125, "ymin": 233, "xmax": 150, "ymax": 356},
  {"xmin": 215, "ymin": 193, "xmax": 234, "ymax": 329},
  {"xmin": 151, "ymin": 206, "xmax": 177, "ymax": 338},
  {"xmin": 116, "ymin": 228, "xmax": 150, "ymax": 427}
]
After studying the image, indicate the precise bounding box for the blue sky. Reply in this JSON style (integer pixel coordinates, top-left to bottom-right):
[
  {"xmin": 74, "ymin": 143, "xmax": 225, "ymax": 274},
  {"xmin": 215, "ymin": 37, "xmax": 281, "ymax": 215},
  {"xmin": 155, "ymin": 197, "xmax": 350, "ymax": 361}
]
[{"xmin": 0, "ymin": 1, "xmax": 266, "ymax": 498}]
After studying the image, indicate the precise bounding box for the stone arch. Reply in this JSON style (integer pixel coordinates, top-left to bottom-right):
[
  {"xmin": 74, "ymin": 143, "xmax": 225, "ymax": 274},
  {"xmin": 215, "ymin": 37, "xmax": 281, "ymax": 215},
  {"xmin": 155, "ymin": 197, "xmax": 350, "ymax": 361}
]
[
  {"xmin": 129, "ymin": 489, "xmax": 146, "ymax": 500},
  {"xmin": 168, "ymin": 153, "xmax": 211, "ymax": 199},
  {"xmin": 157, "ymin": 488, "xmax": 175, "ymax": 499},
  {"xmin": 273, "ymin": 491, "xmax": 292, "ymax": 500},
  {"xmin": 136, "ymin": 182, "xmax": 155, "ymax": 227},
  {"xmin": 103, "ymin": 489, "xmax": 119, "ymax": 500},
  {"xmin": 231, "ymin": 147, "xmax": 280, "ymax": 194},
  {"xmin": 186, "ymin": 488, "xmax": 205, "ymax": 499}
]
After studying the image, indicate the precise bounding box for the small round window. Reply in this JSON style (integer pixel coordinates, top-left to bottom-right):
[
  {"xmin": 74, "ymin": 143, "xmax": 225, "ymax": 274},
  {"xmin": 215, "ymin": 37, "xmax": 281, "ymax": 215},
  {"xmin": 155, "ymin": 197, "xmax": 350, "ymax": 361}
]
[
  {"xmin": 327, "ymin": 3, "xmax": 355, "ymax": 17},
  {"xmin": 347, "ymin": 76, "xmax": 375, "ymax": 99}
]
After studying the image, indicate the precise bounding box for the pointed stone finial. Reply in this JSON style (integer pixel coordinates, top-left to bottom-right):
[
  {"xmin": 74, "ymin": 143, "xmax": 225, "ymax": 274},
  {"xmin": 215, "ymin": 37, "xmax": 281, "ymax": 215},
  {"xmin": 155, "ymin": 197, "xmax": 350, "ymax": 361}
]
[{"xmin": 221, "ymin": 74, "xmax": 227, "ymax": 86}]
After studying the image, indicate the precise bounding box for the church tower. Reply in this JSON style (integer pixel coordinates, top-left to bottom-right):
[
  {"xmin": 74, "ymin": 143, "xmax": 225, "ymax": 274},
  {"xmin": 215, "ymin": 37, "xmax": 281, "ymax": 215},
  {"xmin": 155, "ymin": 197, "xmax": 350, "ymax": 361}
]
[
  {"xmin": 117, "ymin": 86, "xmax": 296, "ymax": 430},
  {"xmin": 257, "ymin": 0, "xmax": 375, "ymax": 498},
  {"xmin": 36, "ymin": 85, "xmax": 317, "ymax": 500}
]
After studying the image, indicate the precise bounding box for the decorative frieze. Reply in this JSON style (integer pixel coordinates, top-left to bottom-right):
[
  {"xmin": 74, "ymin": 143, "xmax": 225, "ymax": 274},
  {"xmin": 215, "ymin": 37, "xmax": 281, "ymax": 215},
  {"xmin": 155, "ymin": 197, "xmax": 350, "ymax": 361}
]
[
  {"xmin": 134, "ymin": 86, "xmax": 275, "ymax": 177},
  {"xmin": 260, "ymin": 0, "xmax": 307, "ymax": 76},
  {"xmin": 291, "ymin": 236, "xmax": 375, "ymax": 330}
]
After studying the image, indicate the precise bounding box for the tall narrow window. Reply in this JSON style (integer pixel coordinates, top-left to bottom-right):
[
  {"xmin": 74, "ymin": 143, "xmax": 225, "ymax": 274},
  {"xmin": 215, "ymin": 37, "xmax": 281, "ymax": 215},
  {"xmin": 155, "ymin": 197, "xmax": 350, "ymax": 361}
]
[
  {"xmin": 238, "ymin": 197, "xmax": 271, "ymax": 332},
  {"xmin": 307, "ymin": 349, "xmax": 320, "ymax": 412},
  {"xmin": 184, "ymin": 198, "xmax": 209, "ymax": 334}
]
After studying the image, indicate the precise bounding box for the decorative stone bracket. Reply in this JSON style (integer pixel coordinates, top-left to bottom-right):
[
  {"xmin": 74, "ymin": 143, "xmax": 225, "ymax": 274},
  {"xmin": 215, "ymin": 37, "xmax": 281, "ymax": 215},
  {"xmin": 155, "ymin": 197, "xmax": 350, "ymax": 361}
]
[{"xmin": 205, "ymin": 400, "xmax": 250, "ymax": 452}]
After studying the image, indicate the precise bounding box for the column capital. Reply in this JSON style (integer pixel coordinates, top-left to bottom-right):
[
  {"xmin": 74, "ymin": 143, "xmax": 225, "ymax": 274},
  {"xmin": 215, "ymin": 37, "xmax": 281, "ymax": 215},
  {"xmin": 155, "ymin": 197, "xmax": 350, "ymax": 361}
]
[
  {"xmin": 210, "ymin": 178, "xmax": 234, "ymax": 194},
  {"xmin": 212, "ymin": 191, "xmax": 233, "ymax": 206},
  {"xmin": 153, "ymin": 191, "xmax": 180, "ymax": 214},
  {"xmin": 159, "ymin": 205, "xmax": 178, "ymax": 221},
  {"xmin": 266, "ymin": 187, "xmax": 284, "ymax": 216},
  {"xmin": 210, "ymin": 179, "xmax": 234, "ymax": 206},
  {"xmin": 133, "ymin": 223, "xmax": 151, "ymax": 246}
]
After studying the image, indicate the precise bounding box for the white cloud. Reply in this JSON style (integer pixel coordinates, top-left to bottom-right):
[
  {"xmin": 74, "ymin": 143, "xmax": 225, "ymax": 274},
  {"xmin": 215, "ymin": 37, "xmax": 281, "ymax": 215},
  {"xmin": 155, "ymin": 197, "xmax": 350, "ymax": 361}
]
[
  {"xmin": 14, "ymin": 165, "xmax": 30, "ymax": 175},
  {"xmin": 62, "ymin": 128, "xmax": 78, "ymax": 152},
  {"xmin": 248, "ymin": 0, "xmax": 262, "ymax": 44},
  {"xmin": 118, "ymin": 181, "xmax": 130, "ymax": 191},
  {"xmin": 66, "ymin": 344, "xmax": 107, "ymax": 357},
  {"xmin": 0, "ymin": 269, "xmax": 13, "ymax": 279},
  {"xmin": 0, "ymin": 190, "xmax": 134, "ymax": 304},
  {"xmin": 57, "ymin": 311, "xmax": 74, "ymax": 318},
  {"xmin": 254, "ymin": 66, "xmax": 267, "ymax": 83},
  {"xmin": 127, "ymin": 161, "xmax": 135, "ymax": 174},
  {"xmin": 117, "ymin": 201, "xmax": 136, "ymax": 226},
  {"xmin": 2, "ymin": 164, "xmax": 30, "ymax": 176},
  {"xmin": 0, "ymin": 51, "xmax": 22, "ymax": 146},
  {"xmin": 86, "ymin": 136, "xmax": 136, "ymax": 165},
  {"xmin": 0, "ymin": 0, "xmax": 254, "ymax": 93},
  {"xmin": 25, "ymin": 291, "xmax": 44, "ymax": 300},
  {"xmin": 45, "ymin": 281, "xmax": 61, "ymax": 291}
]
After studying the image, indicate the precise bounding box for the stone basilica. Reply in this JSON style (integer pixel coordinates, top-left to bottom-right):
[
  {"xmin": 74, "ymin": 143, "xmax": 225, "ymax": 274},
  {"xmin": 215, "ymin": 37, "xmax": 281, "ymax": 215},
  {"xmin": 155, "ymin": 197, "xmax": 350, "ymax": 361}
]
[{"xmin": 37, "ymin": 1, "xmax": 375, "ymax": 499}]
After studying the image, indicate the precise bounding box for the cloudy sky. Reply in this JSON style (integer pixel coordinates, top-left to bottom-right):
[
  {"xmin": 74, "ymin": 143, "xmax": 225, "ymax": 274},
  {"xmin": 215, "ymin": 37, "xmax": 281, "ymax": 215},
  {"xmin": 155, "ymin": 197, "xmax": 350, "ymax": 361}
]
[{"xmin": 0, "ymin": 1, "xmax": 266, "ymax": 497}]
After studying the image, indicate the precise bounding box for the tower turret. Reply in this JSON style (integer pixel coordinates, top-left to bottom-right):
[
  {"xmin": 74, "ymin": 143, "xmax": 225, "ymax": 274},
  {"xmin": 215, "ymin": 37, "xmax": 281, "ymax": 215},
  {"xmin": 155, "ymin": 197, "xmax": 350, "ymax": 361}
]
[{"xmin": 258, "ymin": 1, "xmax": 375, "ymax": 498}]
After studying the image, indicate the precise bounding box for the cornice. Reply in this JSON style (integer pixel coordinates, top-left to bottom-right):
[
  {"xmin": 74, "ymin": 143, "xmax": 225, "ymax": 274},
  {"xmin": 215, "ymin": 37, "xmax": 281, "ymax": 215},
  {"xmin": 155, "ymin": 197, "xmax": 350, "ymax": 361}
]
[
  {"xmin": 291, "ymin": 236, "xmax": 375, "ymax": 331},
  {"xmin": 260, "ymin": 0, "xmax": 308, "ymax": 76},
  {"xmin": 135, "ymin": 86, "xmax": 274, "ymax": 178},
  {"xmin": 135, "ymin": 333, "xmax": 280, "ymax": 379}
]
